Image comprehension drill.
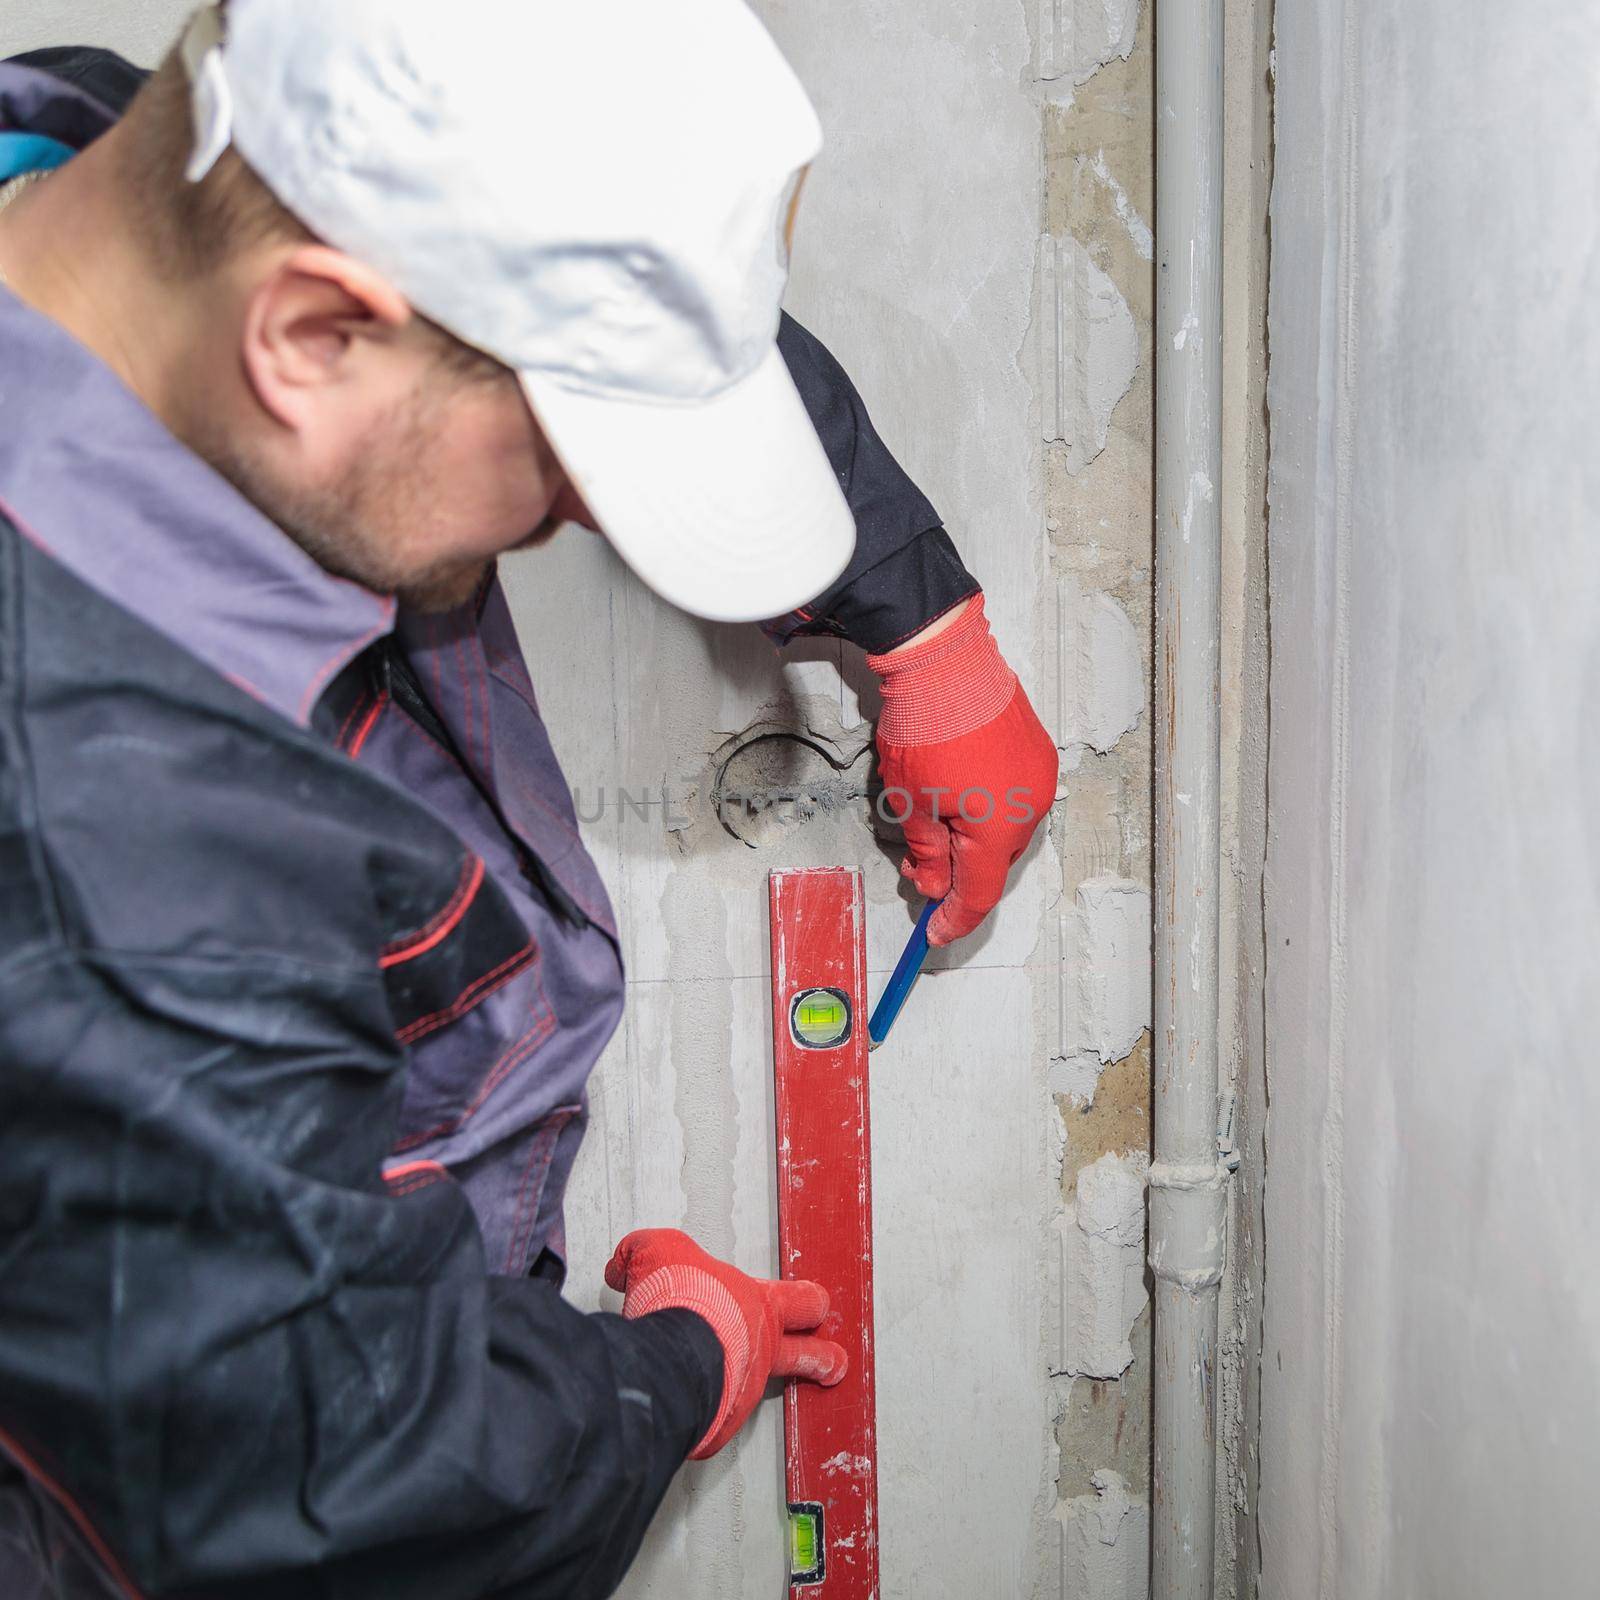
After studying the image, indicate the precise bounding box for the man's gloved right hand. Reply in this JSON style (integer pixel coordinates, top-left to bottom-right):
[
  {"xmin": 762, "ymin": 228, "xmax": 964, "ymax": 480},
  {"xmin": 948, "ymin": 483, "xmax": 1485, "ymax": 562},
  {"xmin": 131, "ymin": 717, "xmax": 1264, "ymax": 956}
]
[
  {"xmin": 867, "ymin": 594, "xmax": 1059, "ymax": 946},
  {"xmin": 605, "ymin": 1228, "xmax": 848, "ymax": 1459}
]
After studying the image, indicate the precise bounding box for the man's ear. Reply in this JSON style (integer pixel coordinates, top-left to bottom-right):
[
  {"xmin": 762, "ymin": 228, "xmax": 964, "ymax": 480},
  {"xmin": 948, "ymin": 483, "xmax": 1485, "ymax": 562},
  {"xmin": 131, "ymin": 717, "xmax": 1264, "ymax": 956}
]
[{"xmin": 240, "ymin": 245, "xmax": 412, "ymax": 430}]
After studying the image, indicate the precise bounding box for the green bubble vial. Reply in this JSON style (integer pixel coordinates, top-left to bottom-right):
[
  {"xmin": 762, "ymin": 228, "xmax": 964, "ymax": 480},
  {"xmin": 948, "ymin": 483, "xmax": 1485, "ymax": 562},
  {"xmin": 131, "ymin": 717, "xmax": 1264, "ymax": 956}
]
[
  {"xmin": 787, "ymin": 1502, "xmax": 824, "ymax": 1584},
  {"xmin": 790, "ymin": 987, "xmax": 852, "ymax": 1049}
]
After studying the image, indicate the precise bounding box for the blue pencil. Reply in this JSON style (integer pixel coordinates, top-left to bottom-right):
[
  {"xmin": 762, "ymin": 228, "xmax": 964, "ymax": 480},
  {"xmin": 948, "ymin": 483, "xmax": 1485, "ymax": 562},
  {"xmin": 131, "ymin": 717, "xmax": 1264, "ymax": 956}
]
[{"xmin": 867, "ymin": 899, "xmax": 940, "ymax": 1050}]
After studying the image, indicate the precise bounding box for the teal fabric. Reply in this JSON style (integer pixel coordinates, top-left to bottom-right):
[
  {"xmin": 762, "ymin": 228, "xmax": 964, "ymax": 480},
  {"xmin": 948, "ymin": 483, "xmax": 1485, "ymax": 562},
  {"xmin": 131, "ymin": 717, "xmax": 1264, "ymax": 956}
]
[{"xmin": 0, "ymin": 132, "xmax": 74, "ymax": 183}]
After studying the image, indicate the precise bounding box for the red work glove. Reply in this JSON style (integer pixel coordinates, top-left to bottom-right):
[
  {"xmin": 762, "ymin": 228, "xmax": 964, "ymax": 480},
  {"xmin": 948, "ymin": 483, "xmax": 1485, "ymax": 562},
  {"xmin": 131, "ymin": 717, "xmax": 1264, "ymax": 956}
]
[
  {"xmin": 605, "ymin": 1229, "xmax": 848, "ymax": 1460},
  {"xmin": 868, "ymin": 594, "xmax": 1058, "ymax": 945}
]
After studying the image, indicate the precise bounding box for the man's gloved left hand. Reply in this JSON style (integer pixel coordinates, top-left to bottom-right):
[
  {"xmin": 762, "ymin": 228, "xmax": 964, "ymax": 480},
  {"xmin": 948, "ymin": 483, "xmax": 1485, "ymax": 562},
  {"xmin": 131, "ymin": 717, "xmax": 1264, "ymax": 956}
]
[
  {"xmin": 868, "ymin": 594, "xmax": 1058, "ymax": 946},
  {"xmin": 606, "ymin": 1228, "xmax": 848, "ymax": 1460}
]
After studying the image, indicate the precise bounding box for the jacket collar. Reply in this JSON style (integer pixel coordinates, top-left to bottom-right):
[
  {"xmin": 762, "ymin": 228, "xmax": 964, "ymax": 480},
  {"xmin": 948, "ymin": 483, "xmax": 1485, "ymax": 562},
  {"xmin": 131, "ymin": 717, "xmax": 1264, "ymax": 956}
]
[
  {"xmin": 0, "ymin": 282, "xmax": 396, "ymax": 728},
  {"xmin": 0, "ymin": 57, "xmax": 119, "ymax": 151},
  {"xmin": 0, "ymin": 54, "xmax": 404, "ymax": 727},
  {"xmin": 2, "ymin": 49, "xmax": 396, "ymax": 727}
]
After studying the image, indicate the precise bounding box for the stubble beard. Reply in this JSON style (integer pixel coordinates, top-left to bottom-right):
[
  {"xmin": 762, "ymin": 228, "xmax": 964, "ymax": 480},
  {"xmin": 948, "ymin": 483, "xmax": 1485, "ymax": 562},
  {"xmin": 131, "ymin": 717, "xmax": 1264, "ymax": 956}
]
[{"xmin": 186, "ymin": 391, "xmax": 493, "ymax": 614}]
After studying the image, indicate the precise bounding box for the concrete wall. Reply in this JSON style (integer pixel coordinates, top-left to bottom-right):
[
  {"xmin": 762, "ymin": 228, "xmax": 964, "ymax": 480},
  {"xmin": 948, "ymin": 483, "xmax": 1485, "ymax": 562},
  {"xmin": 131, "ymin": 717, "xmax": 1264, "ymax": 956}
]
[
  {"xmin": 1254, "ymin": 0, "xmax": 1600, "ymax": 1592},
  {"xmin": 527, "ymin": 2, "xmax": 1070, "ymax": 1594},
  {"xmin": 1040, "ymin": 7, "xmax": 1157, "ymax": 1595},
  {"xmin": 535, "ymin": 0, "xmax": 1160, "ymax": 1591},
  {"xmin": 6, "ymin": 2, "xmax": 1161, "ymax": 1592}
]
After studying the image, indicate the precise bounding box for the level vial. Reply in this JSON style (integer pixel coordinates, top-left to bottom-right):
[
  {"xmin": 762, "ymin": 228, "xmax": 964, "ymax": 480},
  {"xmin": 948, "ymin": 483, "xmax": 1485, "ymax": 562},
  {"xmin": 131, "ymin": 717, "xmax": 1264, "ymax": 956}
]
[{"xmin": 790, "ymin": 987, "xmax": 852, "ymax": 1049}]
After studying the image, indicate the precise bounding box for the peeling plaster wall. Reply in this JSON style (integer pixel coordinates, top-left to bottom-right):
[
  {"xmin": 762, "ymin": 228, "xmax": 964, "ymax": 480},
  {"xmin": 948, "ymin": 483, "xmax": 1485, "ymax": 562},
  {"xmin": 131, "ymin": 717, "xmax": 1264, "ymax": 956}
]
[
  {"xmin": 1052, "ymin": 876, "xmax": 1151, "ymax": 1102},
  {"xmin": 533, "ymin": 0, "xmax": 1159, "ymax": 1591},
  {"xmin": 1058, "ymin": 1152, "xmax": 1150, "ymax": 1380},
  {"xmin": 1057, "ymin": 1470, "xmax": 1150, "ymax": 1598},
  {"xmin": 1042, "ymin": 2, "xmax": 1156, "ymax": 1587},
  {"xmin": 1259, "ymin": 0, "xmax": 1600, "ymax": 1593},
  {"xmin": 10, "ymin": 2, "xmax": 1158, "ymax": 1593}
]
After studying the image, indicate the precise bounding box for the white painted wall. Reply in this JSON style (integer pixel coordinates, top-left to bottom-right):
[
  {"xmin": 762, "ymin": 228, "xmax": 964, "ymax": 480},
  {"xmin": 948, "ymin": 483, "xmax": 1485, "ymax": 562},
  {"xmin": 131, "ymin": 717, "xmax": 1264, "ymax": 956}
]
[
  {"xmin": 2, "ymin": 0, "xmax": 189, "ymax": 65},
  {"xmin": 1259, "ymin": 0, "xmax": 1600, "ymax": 1592}
]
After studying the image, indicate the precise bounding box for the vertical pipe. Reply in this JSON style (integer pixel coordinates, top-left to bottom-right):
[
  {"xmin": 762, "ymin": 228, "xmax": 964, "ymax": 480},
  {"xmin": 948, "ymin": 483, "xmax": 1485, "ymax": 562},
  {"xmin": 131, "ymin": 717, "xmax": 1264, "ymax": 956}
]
[{"xmin": 1151, "ymin": 0, "xmax": 1227, "ymax": 1595}]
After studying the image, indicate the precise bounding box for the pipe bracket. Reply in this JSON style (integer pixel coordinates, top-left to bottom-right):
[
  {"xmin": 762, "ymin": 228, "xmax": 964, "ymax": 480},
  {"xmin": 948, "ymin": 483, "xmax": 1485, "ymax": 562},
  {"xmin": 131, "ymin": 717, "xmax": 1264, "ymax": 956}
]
[{"xmin": 1146, "ymin": 1158, "xmax": 1230, "ymax": 1290}]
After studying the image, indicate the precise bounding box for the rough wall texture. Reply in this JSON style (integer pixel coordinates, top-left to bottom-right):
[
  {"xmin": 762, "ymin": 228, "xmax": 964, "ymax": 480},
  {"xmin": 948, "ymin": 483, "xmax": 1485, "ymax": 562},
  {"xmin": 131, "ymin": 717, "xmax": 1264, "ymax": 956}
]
[
  {"xmin": 543, "ymin": 1, "xmax": 1159, "ymax": 1592},
  {"xmin": 543, "ymin": 1, "xmax": 1067, "ymax": 1594},
  {"xmin": 1042, "ymin": 3, "xmax": 1156, "ymax": 1589},
  {"xmin": 1259, "ymin": 0, "xmax": 1600, "ymax": 1592},
  {"xmin": 5, "ymin": 1, "xmax": 1159, "ymax": 1592}
]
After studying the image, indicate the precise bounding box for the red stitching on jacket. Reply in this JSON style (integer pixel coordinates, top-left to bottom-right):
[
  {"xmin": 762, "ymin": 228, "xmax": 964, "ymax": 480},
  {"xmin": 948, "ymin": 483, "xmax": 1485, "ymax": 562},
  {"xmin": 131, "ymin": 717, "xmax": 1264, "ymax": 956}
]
[
  {"xmin": 385, "ymin": 705, "xmax": 451, "ymax": 759},
  {"xmin": 0, "ymin": 1423, "xmax": 146, "ymax": 1600},
  {"xmin": 430, "ymin": 618, "xmax": 448, "ymax": 739},
  {"xmin": 471, "ymin": 634, "xmax": 492, "ymax": 779},
  {"xmin": 378, "ymin": 855, "xmax": 484, "ymax": 970},
  {"xmin": 504, "ymin": 1108, "xmax": 578, "ymax": 1274},
  {"xmin": 394, "ymin": 938, "xmax": 535, "ymax": 1045},
  {"xmin": 385, "ymin": 674, "xmax": 611, "ymax": 930},
  {"xmin": 505, "ymin": 1128, "xmax": 551, "ymax": 1273},
  {"xmin": 346, "ymin": 691, "xmax": 388, "ymax": 760},
  {"xmin": 387, "ymin": 1173, "xmax": 446, "ymax": 1196},
  {"xmin": 382, "ymin": 1159, "xmax": 449, "ymax": 1186},
  {"xmin": 512, "ymin": 776, "xmax": 584, "ymax": 850},
  {"xmin": 452, "ymin": 627, "xmax": 476, "ymax": 773},
  {"xmin": 0, "ymin": 491, "xmax": 277, "ymax": 706},
  {"xmin": 485, "ymin": 645, "xmax": 537, "ymax": 705},
  {"xmin": 0, "ymin": 490, "xmax": 59, "ymax": 559},
  {"xmin": 219, "ymin": 668, "xmax": 270, "ymax": 705},
  {"xmin": 382, "ymin": 1160, "xmax": 451, "ymax": 1196},
  {"xmin": 471, "ymin": 631, "xmax": 487, "ymax": 774},
  {"xmin": 334, "ymin": 688, "xmax": 373, "ymax": 751},
  {"xmin": 296, "ymin": 613, "xmax": 393, "ymax": 726},
  {"xmin": 390, "ymin": 1001, "xmax": 556, "ymax": 1152}
]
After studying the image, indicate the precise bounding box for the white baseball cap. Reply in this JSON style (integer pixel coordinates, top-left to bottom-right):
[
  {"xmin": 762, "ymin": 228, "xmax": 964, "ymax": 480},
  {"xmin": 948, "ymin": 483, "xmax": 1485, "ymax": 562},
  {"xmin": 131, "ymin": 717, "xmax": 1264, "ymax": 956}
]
[{"xmin": 180, "ymin": 0, "xmax": 855, "ymax": 623}]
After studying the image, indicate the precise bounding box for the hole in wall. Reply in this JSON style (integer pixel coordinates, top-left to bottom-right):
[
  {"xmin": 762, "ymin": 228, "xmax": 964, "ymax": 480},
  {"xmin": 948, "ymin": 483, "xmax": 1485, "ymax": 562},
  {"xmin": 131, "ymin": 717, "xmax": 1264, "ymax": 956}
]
[{"xmin": 711, "ymin": 728, "xmax": 872, "ymax": 849}]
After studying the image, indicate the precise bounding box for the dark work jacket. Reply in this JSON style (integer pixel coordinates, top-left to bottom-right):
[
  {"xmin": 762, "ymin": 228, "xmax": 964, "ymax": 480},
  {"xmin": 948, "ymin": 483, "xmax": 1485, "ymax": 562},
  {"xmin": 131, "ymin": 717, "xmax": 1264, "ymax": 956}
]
[{"xmin": 0, "ymin": 45, "xmax": 975, "ymax": 1600}]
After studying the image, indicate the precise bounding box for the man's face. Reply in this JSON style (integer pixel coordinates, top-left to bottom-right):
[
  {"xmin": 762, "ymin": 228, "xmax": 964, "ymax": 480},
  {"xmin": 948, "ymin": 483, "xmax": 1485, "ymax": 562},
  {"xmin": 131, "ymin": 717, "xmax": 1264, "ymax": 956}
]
[
  {"xmin": 307, "ymin": 365, "xmax": 589, "ymax": 612},
  {"xmin": 183, "ymin": 250, "xmax": 595, "ymax": 611}
]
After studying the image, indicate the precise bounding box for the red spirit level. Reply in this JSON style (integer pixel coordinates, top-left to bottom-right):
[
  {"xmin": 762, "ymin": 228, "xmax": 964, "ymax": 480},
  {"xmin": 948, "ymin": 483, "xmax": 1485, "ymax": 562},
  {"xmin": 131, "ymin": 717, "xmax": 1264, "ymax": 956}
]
[{"xmin": 768, "ymin": 868, "xmax": 880, "ymax": 1599}]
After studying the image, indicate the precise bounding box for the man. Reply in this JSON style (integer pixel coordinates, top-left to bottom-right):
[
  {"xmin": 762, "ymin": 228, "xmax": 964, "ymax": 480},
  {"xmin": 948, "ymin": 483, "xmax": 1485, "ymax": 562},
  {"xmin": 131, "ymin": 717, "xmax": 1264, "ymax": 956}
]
[{"xmin": 0, "ymin": 2, "xmax": 1057, "ymax": 1596}]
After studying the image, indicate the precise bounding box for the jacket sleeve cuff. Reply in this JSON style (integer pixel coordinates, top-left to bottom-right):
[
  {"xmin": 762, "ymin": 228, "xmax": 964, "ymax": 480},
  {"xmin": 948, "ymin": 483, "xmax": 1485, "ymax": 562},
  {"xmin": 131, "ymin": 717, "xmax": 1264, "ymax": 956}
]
[
  {"xmin": 601, "ymin": 1306, "xmax": 725, "ymax": 1452},
  {"xmin": 764, "ymin": 526, "xmax": 981, "ymax": 655},
  {"xmin": 773, "ymin": 313, "xmax": 977, "ymax": 652}
]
